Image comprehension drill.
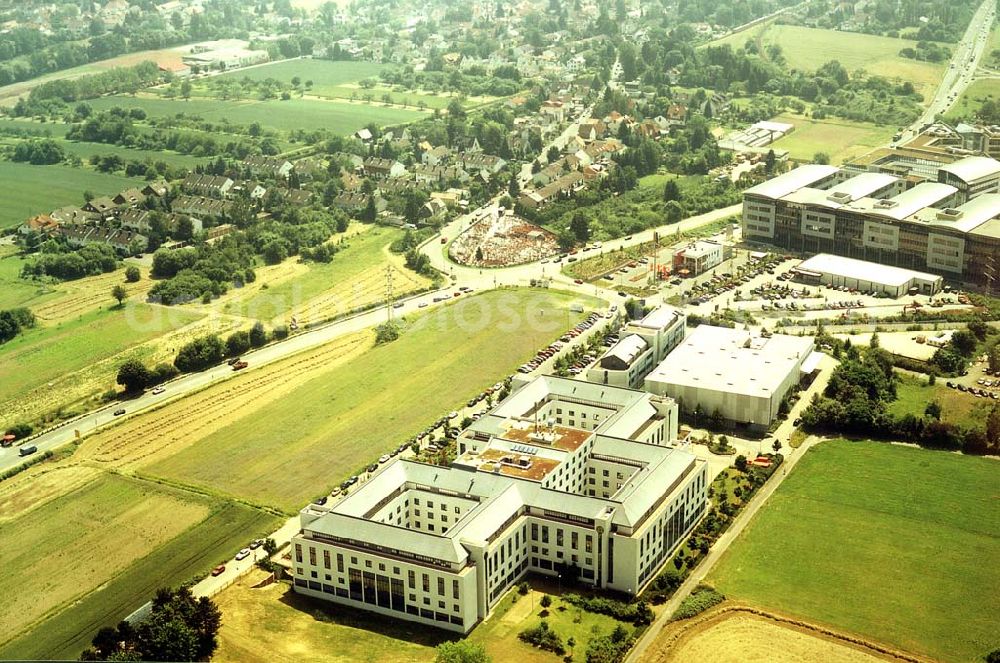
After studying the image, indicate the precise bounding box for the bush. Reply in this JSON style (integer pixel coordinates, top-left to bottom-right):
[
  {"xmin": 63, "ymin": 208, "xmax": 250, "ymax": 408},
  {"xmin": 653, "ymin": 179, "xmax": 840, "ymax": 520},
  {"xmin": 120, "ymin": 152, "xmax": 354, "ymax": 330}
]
[
  {"xmin": 249, "ymin": 321, "xmax": 268, "ymax": 347},
  {"xmin": 671, "ymin": 587, "xmax": 724, "ymax": 621},
  {"xmin": 116, "ymin": 358, "xmax": 151, "ymax": 393},
  {"xmin": 5, "ymin": 422, "xmax": 33, "ymax": 439},
  {"xmin": 584, "ymin": 625, "xmax": 633, "ymax": 663},
  {"xmin": 562, "ymin": 594, "xmax": 652, "ymax": 625},
  {"xmin": 124, "ymin": 265, "xmax": 141, "ymax": 282},
  {"xmin": 272, "ymin": 324, "xmax": 289, "ymax": 340},
  {"xmin": 225, "ymin": 330, "xmax": 251, "ymax": 357},
  {"xmin": 519, "ymin": 621, "xmax": 565, "ymax": 655}
]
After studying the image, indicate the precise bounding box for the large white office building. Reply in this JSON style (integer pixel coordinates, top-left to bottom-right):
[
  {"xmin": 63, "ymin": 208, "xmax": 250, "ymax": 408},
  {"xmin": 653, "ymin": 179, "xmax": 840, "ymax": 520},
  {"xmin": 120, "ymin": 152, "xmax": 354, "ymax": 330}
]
[
  {"xmin": 587, "ymin": 305, "xmax": 687, "ymax": 389},
  {"xmin": 644, "ymin": 325, "xmax": 820, "ymax": 428},
  {"xmin": 291, "ymin": 376, "xmax": 706, "ymax": 633}
]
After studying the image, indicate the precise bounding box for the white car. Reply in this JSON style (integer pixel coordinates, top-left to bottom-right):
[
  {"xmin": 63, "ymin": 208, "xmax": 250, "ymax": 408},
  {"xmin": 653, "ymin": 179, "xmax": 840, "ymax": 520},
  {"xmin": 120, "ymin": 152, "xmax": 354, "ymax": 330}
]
[
  {"xmin": 418, "ymin": 302, "xmax": 429, "ymax": 308},
  {"xmin": 235, "ymin": 548, "xmax": 252, "ymax": 561},
  {"xmin": 448, "ymin": 411, "xmax": 458, "ymax": 419},
  {"xmin": 379, "ymin": 454, "xmax": 391, "ymax": 463},
  {"xmin": 151, "ymin": 386, "xmax": 165, "ymax": 395}
]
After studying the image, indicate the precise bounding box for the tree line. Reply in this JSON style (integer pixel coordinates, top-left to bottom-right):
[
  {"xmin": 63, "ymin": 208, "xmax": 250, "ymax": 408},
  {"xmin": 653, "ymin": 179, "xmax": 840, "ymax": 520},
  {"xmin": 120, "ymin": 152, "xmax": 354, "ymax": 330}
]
[{"xmin": 0, "ymin": 308, "xmax": 36, "ymax": 344}]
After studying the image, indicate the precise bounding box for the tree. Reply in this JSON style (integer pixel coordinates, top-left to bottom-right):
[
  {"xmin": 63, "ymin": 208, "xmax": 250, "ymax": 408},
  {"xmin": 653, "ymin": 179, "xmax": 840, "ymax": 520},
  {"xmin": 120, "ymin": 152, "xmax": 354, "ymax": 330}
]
[
  {"xmin": 111, "ymin": 284, "xmax": 127, "ymax": 306},
  {"xmin": 989, "ymin": 345, "xmax": 1000, "ymax": 375},
  {"xmin": 117, "ymin": 359, "xmax": 151, "ymax": 393},
  {"xmin": 375, "ymin": 321, "xmax": 400, "ymax": 344},
  {"xmin": 570, "ymin": 213, "xmax": 590, "ymax": 242},
  {"xmin": 180, "ymin": 79, "xmax": 192, "ymax": 100},
  {"xmin": 249, "ymin": 321, "xmax": 268, "ymax": 347},
  {"xmin": 951, "ymin": 330, "xmax": 977, "ymax": 356},
  {"xmin": 508, "ymin": 174, "xmax": 520, "ymax": 199},
  {"xmin": 225, "ymin": 330, "xmax": 251, "ymax": 357},
  {"xmin": 734, "ymin": 455, "xmax": 748, "ymax": 472},
  {"xmin": 540, "ymin": 594, "xmax": 552, "ymax": 608},
  {"xmin": 124, "ymin": 265, "xmax": 141, "ymax": 282},
  {"xmin": 764, "ymin": 149, "xmax": 777, "ymax": 174},
  {"xmin": 435, "ymin": 641, "xmax": 491, "ymax": 663},
  {"xmin": 662, "ymin": 179, "xmax": 680, "ymax": 202},
  {"xmin": 772, "ymin": 439, "xmax": 782, "ymax": 453},
  {"xmin": 813, "ymin": 152, "xmax": 831, "ymax": 165},
  {"xmin": 925, "ymin": 401, "xmax": 942, "ymax": 420}
]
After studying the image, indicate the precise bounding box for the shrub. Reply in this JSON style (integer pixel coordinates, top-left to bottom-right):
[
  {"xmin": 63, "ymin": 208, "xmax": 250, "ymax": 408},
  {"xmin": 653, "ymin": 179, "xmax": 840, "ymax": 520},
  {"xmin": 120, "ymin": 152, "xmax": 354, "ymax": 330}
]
[
  {"xmin": 174, "ymin": 334, "xmax": 225, "ymax": 372},
  {"xmin": 225, "ymin": 330, "xmax": 251, "ymax": 357},
  {"xmin": 124, "ymin": 265, "xmax": 141, "ymax": 282},
  {"xmin": 249, "ymin": 321, "xmax": 268, "ymax": 347},
  {"xmin": 671, "ymin": 587, "xmax": 724, "ymax": 621},
  {"xmin": 519, "ymin": 621, "xmax": 565, "ymax": 655},
  {"xmin": 562, "ymin": 594, "xmax": 652, "ymax": 626}
]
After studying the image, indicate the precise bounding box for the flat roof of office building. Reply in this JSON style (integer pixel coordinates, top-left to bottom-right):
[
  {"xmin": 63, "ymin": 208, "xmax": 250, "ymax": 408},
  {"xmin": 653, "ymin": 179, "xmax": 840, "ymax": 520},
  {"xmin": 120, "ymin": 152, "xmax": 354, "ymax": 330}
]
[
  {"xmin": 910, "ymin": 193, "xmax": 1000, "ymax": 234},
  {"xmin": 743, "ymin": 164, "xmax": 839, "ymax": 199},
  {"xmin": 939, "ymin": 156, "xmax": 1000, "ymax": 183}
]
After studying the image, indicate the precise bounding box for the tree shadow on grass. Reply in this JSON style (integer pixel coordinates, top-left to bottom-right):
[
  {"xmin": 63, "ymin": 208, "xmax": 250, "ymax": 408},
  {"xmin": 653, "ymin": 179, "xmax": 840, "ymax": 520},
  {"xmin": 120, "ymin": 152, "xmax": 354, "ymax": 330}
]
[{"xmin": 277, "ymin": 584, "xmax": 455, "ymax": 648}]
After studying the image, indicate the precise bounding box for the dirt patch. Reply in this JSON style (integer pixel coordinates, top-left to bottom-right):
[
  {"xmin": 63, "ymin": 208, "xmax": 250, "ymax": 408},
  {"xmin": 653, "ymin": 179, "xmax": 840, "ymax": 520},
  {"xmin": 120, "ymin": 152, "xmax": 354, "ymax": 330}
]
[
  {"xmin": 78, "ymin": 331, "xmax": 371, "ymax": 469},
  {"xmin": 649, "ymin": 605, "xmax": 931, "ymax": 663}
]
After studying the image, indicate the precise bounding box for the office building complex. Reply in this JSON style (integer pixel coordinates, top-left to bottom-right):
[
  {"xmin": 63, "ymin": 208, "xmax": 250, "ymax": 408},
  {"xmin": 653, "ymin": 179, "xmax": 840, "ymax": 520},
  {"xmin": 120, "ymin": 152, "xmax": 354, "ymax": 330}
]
[
  {"xmin": 587, "ymin": 305, "xmax": 687, "ymax": 389},
  {"xmin": 290, "ymin": 376, "xmax": 706, "ymax": 633},
  {"xmin": 742, "ymin": 156, "xmax": 1000, "ymax": 289}
]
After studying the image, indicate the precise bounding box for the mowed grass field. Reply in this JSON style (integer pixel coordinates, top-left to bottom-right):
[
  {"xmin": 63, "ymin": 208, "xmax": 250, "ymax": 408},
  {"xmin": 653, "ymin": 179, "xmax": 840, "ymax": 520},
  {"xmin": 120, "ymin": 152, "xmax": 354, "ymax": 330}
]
[
  {"xmin": 88, "ymin": 94, "xmax": 424, "ymax": 134},
  {"xmin": 147, "ymin": 289, "xmax": 603, "ymax": 511},
  {"xmin": 711, "ymin": 25, "xmax": 944, "ymax": 98},
  {"xmin": 948, "ymin": 78, "xmax": 1000, "ymax": 120},
  {"xmin": 887, "ymin": 374, "xmax": 995, "ymax": 429},
  {"xmin": 0, "ymin": 248, "xmax": 58, "ymax": 311},
  {"xmin": 769, "ymin": 113, "xmax": 896, "ymax": 163},
  {"xmin": 0, "ymin": 473, "xmax": 279, "ymax": 660},
  {"xmin": 0, "ymin": 161, "xmax": 141, "ymax": 230},
  {"xmin": 710, "ymin": 440, "xmax": 1000, "ymax": 662}
]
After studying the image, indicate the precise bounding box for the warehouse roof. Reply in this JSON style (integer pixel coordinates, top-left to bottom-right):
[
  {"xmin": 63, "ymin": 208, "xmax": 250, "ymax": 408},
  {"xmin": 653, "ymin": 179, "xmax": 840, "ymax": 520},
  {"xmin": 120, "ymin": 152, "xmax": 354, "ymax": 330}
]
[
  {"xmin": 743, "ymin": 164, "xmax": 839, "ymax": 199},
  {"xmin": 795, "ymin": 253, "xmax": 941, "ymax": 288},
  {"xmin": 645, "ymin": 326, "xmax": 814, "ymax": 400}
]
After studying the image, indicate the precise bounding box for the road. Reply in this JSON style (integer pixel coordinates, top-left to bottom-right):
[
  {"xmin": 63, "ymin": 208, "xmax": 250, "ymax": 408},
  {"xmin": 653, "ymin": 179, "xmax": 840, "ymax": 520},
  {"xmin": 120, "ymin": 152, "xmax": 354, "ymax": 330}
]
[
  {"xmin": 896, "ymin": 0, "xmax": 995, "ymax": 144},
  {"xmin": 626, "ymin": 354, "xmax": 838, "ymax": 662}
]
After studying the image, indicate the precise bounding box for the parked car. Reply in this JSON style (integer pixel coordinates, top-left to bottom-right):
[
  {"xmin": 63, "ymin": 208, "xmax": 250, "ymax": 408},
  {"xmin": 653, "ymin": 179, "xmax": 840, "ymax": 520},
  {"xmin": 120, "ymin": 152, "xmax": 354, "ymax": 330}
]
[
  {"xmin": 113, "ymin": 408, "xmax": 126, "ymax": 416},
  {"xmin": 379, "ymin": 454, "xmax": 390, "ymax": 463},
  {"xmin": 249, "ymin": 539, "xmax": 263, "ymax": 550},
  {"xmin": 235, "ymin": 548, "xmax": 252, "ymax": 561},
  {"xmin": 211, "ymin": 565, "xmax": 226, "ymax": 577},
  {"xmin": 151, "ymin": 386, "xmax": 165, "ymax": 395},
  {"xmin": 367, "ymin": 463, "xmax": 379, "ymax": 472}
]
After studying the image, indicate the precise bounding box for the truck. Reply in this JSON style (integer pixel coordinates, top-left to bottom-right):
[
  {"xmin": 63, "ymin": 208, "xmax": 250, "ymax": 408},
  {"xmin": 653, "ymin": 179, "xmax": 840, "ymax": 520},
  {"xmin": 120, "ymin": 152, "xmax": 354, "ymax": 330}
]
[
  {"xmin": 18, "ymin": 445, "xmax": 37, "ymax": 457},
  {"xmin": 232, "ymin": 360, "xmax": 248, "ymax": 371}
]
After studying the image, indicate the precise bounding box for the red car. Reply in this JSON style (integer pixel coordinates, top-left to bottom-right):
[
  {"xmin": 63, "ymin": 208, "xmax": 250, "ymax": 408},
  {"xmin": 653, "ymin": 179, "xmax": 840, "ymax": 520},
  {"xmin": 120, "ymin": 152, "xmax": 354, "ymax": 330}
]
[{"xmin": 211, "ymin": 565, "xmax": 226, "ymax": 577}]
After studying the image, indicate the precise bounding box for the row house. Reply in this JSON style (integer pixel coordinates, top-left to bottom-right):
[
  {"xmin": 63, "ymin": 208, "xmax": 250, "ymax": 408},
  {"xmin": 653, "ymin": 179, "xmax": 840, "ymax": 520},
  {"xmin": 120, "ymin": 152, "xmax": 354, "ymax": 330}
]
[
  {"xmin": 171, "ymin": 195, "xmax": 232, "ymax": 218},
  {"xmin": 363, "ymin": 157, "xmax": 407, "ymax": 180},
  {"xmin": 518, "ymin": 171, "xmax": 586, "ymax": 210},
  {"xmin": 242, "ymin": 155, "xmax": 294, "ymax": 179},
  {"xmin": 182, "ymin": 174, "xmax": 234, "ymax": 198},
  {"xmin": 413, "ymin": 164, "xmax": 470, "ymax": 186}
]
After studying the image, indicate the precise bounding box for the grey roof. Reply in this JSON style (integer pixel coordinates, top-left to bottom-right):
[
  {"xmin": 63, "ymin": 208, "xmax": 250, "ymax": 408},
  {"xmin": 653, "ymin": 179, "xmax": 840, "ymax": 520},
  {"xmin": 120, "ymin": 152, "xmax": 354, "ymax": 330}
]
[
  {"xmin": 912, "ymin": 193, "xmax": 1000, "ymax": 234},
  {"xmin": 938, "ymin": 156, "xmax": 1000, "ymax": 183},
  {"xmin": 601, "ymin": 334, "xmax": 648, "ymax": 368},
  {"xmin": 743, "ymin": 164, "xmax": 839, "ymax": 200}
]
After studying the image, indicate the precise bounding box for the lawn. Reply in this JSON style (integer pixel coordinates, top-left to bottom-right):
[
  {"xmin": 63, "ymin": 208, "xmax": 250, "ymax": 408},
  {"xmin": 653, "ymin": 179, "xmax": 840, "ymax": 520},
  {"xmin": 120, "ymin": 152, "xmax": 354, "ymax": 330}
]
[
  {"xmin": 769, "ymin": 113, "xmax": 896, "ymax": 163},
  {"xmin": 57, "ymin": 138, "xmax": 209, "ymax": 168},
  {"xmin": 0, "ymin": 161, "xmax": 141, "ymax": 230},
  {"xmin": 711, "ymin": 25, "xmax": 944, "ymax": 98},
  {"xmin": 211, "ymin": 59, "xmax": 387, "ymax": 89},
  {"xmin": 146, "ymin": 289, "xmax": 604, "ymax": 512},
  {"xmin": 0, "ymin": 117, "xmax": 70, "ymax": 136},
  {"xmin": 0, "ymin": 303, "xmax": 203, "ymax": 429},
  {"xmin": 0, "ymin": 250, "xmax": 57, "ymax": 311},
  {"xmin": 88, "ymin": 94, "xmax": 424, "ymax": 134},
  {"xmin": 709, "ymin": 440, "xmax": 1000, "ymax": 663},
  {"xmin": 887, "ymin": 374, "xmax": 994, "ymax": 429},
  {"xmin": 214, "ymin": 572, "xmax": 622, "ymax": 663},
  {"xmin": 0, "ymin": 475, "xmax": 278, "ymax": 660}
]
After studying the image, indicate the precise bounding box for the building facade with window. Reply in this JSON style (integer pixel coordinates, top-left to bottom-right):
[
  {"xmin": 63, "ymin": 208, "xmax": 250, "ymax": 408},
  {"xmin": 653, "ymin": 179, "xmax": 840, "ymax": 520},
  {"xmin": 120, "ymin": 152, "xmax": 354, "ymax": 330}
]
[{"xmin": 290, "ymin": 376, "xmax": 706, "ymax": 633}]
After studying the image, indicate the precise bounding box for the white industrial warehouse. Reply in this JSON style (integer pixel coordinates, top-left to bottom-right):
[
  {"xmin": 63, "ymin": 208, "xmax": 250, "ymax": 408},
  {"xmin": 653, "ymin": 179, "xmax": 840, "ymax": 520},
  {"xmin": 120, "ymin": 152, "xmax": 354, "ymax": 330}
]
[
  {"xmin": 644, "ymin": 326, "xmax": 821, "ymax": 428},
  {"xmin": 792, "ymin": 253, "xmax": 943, "ymax": 296}
]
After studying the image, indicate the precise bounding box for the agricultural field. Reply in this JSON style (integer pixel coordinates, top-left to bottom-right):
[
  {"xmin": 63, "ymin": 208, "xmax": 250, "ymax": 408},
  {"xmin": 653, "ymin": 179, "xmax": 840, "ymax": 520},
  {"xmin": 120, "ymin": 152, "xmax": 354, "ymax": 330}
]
[
  {"xmin": 0, "ymin": 248, "xmax": 57, "ymax": 311},
  {"xmin": 887, "ymin": 374, "xmax": 994, "ymax": 429},
  {"xmin": 0, "ymin": 117, "xmax": 70, "ymax": 136},
  {"xmin": 0, "ymin": 472, "xmax": 278, "ymax": 661},
  {"xmin": 145, "ymin": 289, "xmax": 602, "ymax": 512},
  {"xmin": 0, "ymin": 161, "xmax": 141, "ymax": 230},
  {"xmin": 214, "ymin": 571, "xmax": 621, "ymax": 663},
  {"xmin": 649, "ymin": 609, "xmax": 894, "ymax": 663},
  {"xmin": 87, "ymin": 94, "xmax": 424, "ymax": 134},
  {"xmin": 711, "ymin": 24, "xmax": 944, "ymax": 98},
  {"xmin": 769, "ymin": 113, "xmax": 896, "ymax": 163},
  {"xmin": 0, "ymin": 303, "xmax": 205, "ymax": 431},
  {"xmin": 214, "ymin": 226, "xmax": 430, "ymax": 325},
  {"xmin": 710, "ymin": 440, "xmax": 1000, "ymax": 663}
]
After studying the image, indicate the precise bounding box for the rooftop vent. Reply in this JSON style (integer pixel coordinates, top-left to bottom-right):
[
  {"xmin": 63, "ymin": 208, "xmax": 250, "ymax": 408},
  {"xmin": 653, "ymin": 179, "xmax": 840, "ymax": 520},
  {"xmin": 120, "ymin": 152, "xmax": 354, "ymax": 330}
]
[
  {"xmin": 936, "ymin": 208, "xmax": 963, "ymax": 220},
  {"xmin": 875, "ymin": 199, "xmax": 899, "ymax": 209},
  {"xmin": 827, "ymin": 191, "xmax": 852, "ymax": 203}
]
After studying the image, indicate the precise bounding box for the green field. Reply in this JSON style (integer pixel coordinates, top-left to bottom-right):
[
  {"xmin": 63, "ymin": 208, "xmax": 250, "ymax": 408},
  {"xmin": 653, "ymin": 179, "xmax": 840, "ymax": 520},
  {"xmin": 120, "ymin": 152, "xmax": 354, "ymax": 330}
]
[
  {"xmin": 0, "ymin": 475, "xmax": 278, "ymax": 660},
  {"xmin": 769, "ymin": 113, "xmax": 896, "ymax": 163},
  {"xmin": 88, "ymin": 94, "xmax": 424, "ymax": 134},
  {"xmin": 0, "ymin": 117, "xmax": 70, "ymax": 136},
  {"xmin": 0, "ymin": 304, "xmax": 203, "ymax": 418},
  {"xmin": 887, "ymin": 374, "xmax": 995, "ymax": 429},
  {"xmin": 0, "ymin": 161, "xmax": 141, "ymax": 230},
  {"xmin": 58, "ymin": 138, "xmax": 209, "ymax": 168},
  {"xmin": 948, "ymin": 78, "xmax": 1000, "ymax": 121},
  {"xmin": 711, "ymin": 24, "xmax": 944, "ymax": 97},
  {"xmin": 0, "ymin": 251, "xmax": 56, "ymax": 311},
  {"xmin": 710, "ymin": 440, "xmax": 1000, "ymax": 662},
  {"xmin": 212, "ymin": 59, "xmax": 386, "ymax": 88},
  {"xmin": 148, "ymin": 289, "xmax": 604, "ymax": 511}
]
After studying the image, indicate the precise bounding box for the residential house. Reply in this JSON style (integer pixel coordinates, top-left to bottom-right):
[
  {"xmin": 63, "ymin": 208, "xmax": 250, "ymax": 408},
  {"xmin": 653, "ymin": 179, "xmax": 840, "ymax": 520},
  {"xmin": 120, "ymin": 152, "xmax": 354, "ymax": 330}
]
[
  {"xmin": 50, "ymin": 206, "xmax": 96, "ymax": 225},
  {"xmin": 333, "ymin": 192, "xmax": 386, "ymax": 214},
  {"xmin": 171, "ymin": 195, "xmax": 232, "ymax": 218},
  {"xmin": 182, "ymin": 174, "xmax": 234, "ymax": 198},
  {"xmin": 84, "ymin": 196, "xmax": 118, "ymax": 216},
  {"xmin": 242, "ymin": 155, "xmax": 293, "ymax": 179},
  {"xmin": 518, "ymin": 171, "xmax": 585, "ymax": 210},
  {"xmin": 420, "ymin": 198, "xmax": 448, "ymax": 219},
  {"xmin": 421, "ymin": 145, "xmax": 452, "ymax": 167},
  {"xmin": 19, "ymin": 214, "xmax": 59, "ymax": 236},
  {"xmin": 142, "ymin": 180, "xmax": 169, "ymax": 198},
  {"xmin": 363, "ymin": 157, "xmax": 407, "ymax": 180},
  {"xmin": 113, "ymin": 188, "xmax": 146, "ymax": 207},
  {"xmin": 413, "ymin": 164, "xmax": 469, "ymax": 185},
  {"xmin": 455, "ymin": 153, "xmax": 507, "ymax": 174},
  {"xmin": 540, "ymin": 100, "xmax": 566, "ymax": 123}
]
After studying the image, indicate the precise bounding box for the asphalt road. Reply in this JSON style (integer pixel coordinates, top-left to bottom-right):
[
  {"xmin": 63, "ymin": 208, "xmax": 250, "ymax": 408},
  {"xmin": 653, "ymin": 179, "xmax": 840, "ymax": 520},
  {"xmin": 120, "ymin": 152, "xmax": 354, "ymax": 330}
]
[{"xmin": 896, "ymin": 0, "xmax": 995, "ymax": 144}]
